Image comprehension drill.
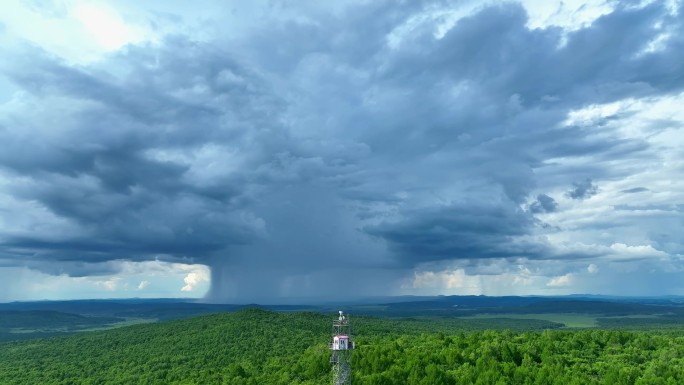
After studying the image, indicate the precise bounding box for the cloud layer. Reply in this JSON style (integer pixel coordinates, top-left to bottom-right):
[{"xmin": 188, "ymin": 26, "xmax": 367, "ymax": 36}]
[{"xmin": 1, "ymin": 0, "xmax": 683, "ymax": 301}]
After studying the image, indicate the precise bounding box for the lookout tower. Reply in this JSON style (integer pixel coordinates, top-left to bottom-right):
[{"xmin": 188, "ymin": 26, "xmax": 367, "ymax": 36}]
[{"xmin": 330, "ymin": 310, "xmax": 355, "ymax": 385}]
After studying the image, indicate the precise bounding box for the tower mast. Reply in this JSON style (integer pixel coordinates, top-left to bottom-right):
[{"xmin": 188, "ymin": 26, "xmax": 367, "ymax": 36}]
[{"xmin": 329, "ymin": 310, "xmax": 355, "ymax": 385}]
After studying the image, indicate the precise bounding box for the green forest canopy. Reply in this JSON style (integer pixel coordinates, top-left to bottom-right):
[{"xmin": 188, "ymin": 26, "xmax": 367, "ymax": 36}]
[{"xmin": 0, "ymin": 309, "xmax": 682, "ymax": 385}]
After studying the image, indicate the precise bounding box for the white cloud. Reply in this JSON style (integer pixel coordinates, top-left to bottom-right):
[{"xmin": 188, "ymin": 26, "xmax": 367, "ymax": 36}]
[
  {"xmin": 563, "ymin": 99, "xmax": 634, "ymax": 127},
  {"xmin": 407, "ymin": 265, "xmax": 560, "ymax": 296},
  {"xmin": 0, "ymin": 262, "xmax": 211, "ymax": 301},
  {"xmin": 181, "ymin": 270, "xmax": 210, "ymax": 292},
  {"xmin": 547, "ymin": 273, "xmax": 573, "ymax": 287},
  {"xmin": 587, "ymin": 263, "xmax": 599, "ymax": 274},
  {"xmin": 610, "ymin": 243, "xmax": 669, "ymax": 260},
  {"xmin": 96, "ymin": 277, "xmax": 120, "ymax": 291},
  {"xmin": 521, "ymin": 0, "xmax": 615, "ymax": 31},
  {"xmin": 408, "ymin": 269, "xmax": 481, "ymax": 294},
  {"xmin": 0, "ymin": 0, "xmax": 155, "ymax": 63},
  {"xmin": 71, "ymin": 3, "xmax": 142, "ymax": 50}
]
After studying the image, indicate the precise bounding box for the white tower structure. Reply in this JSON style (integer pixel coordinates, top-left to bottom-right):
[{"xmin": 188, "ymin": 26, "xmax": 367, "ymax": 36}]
[{"xmin": 330, "ymin": 310, "xmax": 355, "ymax": 385}]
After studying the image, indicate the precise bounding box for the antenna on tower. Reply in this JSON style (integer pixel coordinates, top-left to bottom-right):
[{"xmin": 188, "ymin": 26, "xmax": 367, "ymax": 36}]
[{"xmin": 329, "ymin": 310, "xmax": 355, "ymax": 385}]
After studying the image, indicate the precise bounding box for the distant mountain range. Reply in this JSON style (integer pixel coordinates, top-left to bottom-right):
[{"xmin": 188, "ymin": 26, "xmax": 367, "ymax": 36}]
[{"xmin": 2, "ymin": 295, "xmax": 683, "ymax": 343}]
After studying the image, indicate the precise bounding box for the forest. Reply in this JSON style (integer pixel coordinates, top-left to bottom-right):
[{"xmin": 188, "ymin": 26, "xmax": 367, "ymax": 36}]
[{"xmin": 0, "ymin": 308, "xmax": 683, "ymax": 384}]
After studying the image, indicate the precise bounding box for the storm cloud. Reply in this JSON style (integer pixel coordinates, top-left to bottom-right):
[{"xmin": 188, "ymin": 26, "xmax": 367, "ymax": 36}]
[
  {"xmin": 567, "ymin": 178, "xmax": 599, "ymax": 200},
  {"xmin": 529, "ymin": 194, "xmax": 559, "ymax": 213},
  {"xmin": 1, "ymin": 0, "xmax": 683, "ymax": 301}
]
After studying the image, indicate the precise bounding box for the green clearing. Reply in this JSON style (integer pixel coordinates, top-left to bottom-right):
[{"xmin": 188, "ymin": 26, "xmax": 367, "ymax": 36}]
[
  {"xmin": 464, "ymin": 313, "xmax": 600, "ymax": 328},
  {"xmin": 72, "ymin": 317, "xmax": 158, "ymax": 332},
  {"xmin": 1, "ymin": 317, "xmax": 159, "ymax": 343},
  {"xmin": 463, "ymin": 313, "xmax": 668, "ymax": 328},
  {"xmin": 7, "ymin": 317, "xmax": 157, "ymax": 334}
]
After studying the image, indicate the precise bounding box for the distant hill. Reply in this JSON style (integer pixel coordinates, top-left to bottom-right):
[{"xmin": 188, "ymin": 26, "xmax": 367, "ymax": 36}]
[
  {"xmin": 0, "ymin": 310, "xmax": 121, "ymax": 329},
  {"xmin": 516, "ymin": 300, "xmax": 678, "ymax": 315},
  {"xmin": 345, "ymin": 296, "xmax": 684, "ymax": 317},
  {"xmin": 1, "ymin": 295, "xmax": 683, "ymax": 343},
  {"xmin": 0, "ymin": 310, "xmax": 125, "ymax": 343}
]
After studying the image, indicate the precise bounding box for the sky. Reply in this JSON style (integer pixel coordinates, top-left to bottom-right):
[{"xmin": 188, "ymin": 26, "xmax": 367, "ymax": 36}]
[{"xmin": 0, "ymin": 0, "xmax": 683, "ymax": 303}]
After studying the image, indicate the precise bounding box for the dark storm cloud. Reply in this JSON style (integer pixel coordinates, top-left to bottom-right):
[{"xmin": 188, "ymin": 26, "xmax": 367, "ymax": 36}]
[
  {"xmin": 0, "ymin": 37, "xmax": 282, "ymax": 270},
  {"xmin": 365, "ymin": 201, "xmax": 544, "ymax": 264},
  {"xmin": 529, "ymin": 194, "xmax": 558, "ymax": 213},
  {"xmin": 0, "ymin": 0, "xmax": 683, "ymax": 299},
  {"xmin": 375, "ymin": 1, "xmax": 684, "ymax": 110},
  {"xmin": 293, "ymin": 0, "xmax": 674, "ymax": 204},
  {"xmin": 567, "ymin": 178, "xmax": 599, "ymax": 200}
]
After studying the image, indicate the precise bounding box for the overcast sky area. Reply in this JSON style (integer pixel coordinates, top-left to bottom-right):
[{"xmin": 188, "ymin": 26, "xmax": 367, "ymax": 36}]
[{"xmin": 0, "ymin": 0, "xmax": 683, "ymax": 303}]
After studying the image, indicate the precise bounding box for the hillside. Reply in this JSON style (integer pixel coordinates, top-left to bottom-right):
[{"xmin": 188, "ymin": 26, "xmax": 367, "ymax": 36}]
[
  {"xmin": 0, "ymin": 309, "xmax": 683, "ymax": 384},
  {"xmin": 0, "ymin": 310, "xmax": 127, "ymax": 343},
  {"xmin": 0, "ymin": 310, "xmax": 122, "ymax": 329}
]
